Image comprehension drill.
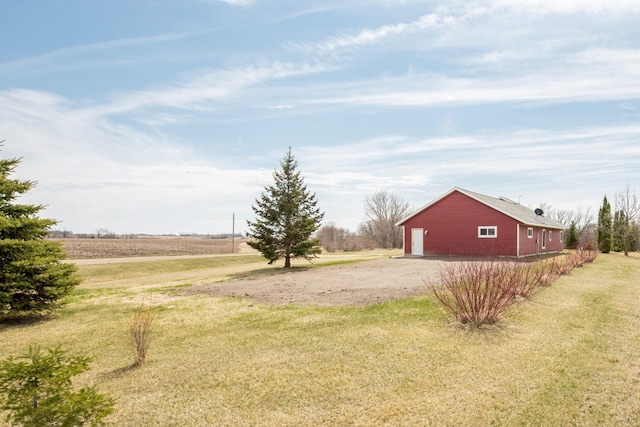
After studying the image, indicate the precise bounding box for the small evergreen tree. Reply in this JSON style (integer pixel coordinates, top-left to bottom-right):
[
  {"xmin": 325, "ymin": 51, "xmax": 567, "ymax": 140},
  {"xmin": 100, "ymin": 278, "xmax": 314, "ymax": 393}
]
[
  {"xmin": 0, "ymin": 151, "xmax": 80, "ymax": 320},
  {"xmin": 0, "ymin": 345, "xmax": 115, "ymax": 426},
  {"xmin": 247, "ymin": 148, "xmax": 324, "ymax": 268},
  {"xmin": 564, "ymin": 221, "xmax": 579, "ymax": 249},
  {"xmin": 597, "ymin": 195, "xmax": 612, "ymax": 253}
]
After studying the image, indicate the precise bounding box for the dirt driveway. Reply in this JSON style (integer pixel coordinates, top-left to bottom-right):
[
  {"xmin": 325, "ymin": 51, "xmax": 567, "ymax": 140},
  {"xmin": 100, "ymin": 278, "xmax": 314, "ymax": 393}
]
[{"xmin": 183, "ymin": 257, "xmax": 455, "ymax": 307}]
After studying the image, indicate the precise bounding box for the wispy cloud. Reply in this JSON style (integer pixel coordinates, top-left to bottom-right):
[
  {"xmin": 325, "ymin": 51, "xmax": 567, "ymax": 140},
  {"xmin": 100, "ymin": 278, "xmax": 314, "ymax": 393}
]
[
  {"xmin": 0, "ymin": 87, "xmax": 270, "ymax": 233},
  {"xmin": 0, "ymin": 31, "xmax": 203, "ymax": 73},
  {"xmin": 493, "ymin": 0, "xmax": 640, "ymax": 15},
  {"xmin": 298, "ymin": 123, "xmax": 640, "ymax": 215},
  {"xmin": 3, "ymin": 84, "xmax": 638, "ymax": 232},
  {"xmin": 215, "ymin": 0, "xmax": 253, "ymax": 7},
  {"xmin": 290, "ymin": 45, "xmax": 640, "ymax": 108},
  {"xmin": 89, "ymin": 62, "xmax": 333, "ymax": 117},
  {"xmin": 3, "ymin": 0, "xmax": 638, "ymax": 233},
  {"xmin": 291, "ymin": 11, "xmax": 465, "ymax": 55}
]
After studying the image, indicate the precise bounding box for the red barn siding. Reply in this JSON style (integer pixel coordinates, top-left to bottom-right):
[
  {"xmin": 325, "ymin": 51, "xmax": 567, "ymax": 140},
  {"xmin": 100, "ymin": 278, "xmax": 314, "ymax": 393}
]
[
  {"xmin": 402, "ymin": 191, "xmax": 519, "ymax": 257},
  {"xmin": 519, "ymin": 225, "xmax": 536, "ymax": 256},
  {"xmin": 400, "ymin": 190, "xmax": 564, "ymax": 257},
  {"xmin": 517, "ymin": 225, "xmax": 564, "ymax": 256}
]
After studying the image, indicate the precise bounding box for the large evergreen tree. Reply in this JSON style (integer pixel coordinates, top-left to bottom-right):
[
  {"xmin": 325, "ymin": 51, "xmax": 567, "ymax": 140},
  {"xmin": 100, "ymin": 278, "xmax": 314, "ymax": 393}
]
[
  {"xmin": 247, "ymin": 148, "xmax": 324, "ymax": 268},
  {"xmin": 0, "ymin": 153, "xmax": 80, "ymax": 319},
  {"xmin": 597, "ymin": 195, "xmax": 612, "ymax": 253}
]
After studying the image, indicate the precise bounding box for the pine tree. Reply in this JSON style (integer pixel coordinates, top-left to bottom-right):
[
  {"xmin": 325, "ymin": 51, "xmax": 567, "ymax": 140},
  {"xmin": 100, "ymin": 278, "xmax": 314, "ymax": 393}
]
[
  {"xmin": 564, "ymin": 221, "xmax": 579, "ymax": 249},
  {"xmin": 597, "ymin": 195, "xmax": 612, "ymax": 253},
  {"xmin": 614, "ymin": 182, "xmax": 640, "ymax": 256},
  {"xmin": 612, "ymin": 210, "xmax": 625, "ymax": 252},
  {"xmin": 0, "ymin": 153, "xmax": 80, "ymax": 320},
  {"xmin": 247, "ymin": 148, "xmax": 324, "ymax": 268}
]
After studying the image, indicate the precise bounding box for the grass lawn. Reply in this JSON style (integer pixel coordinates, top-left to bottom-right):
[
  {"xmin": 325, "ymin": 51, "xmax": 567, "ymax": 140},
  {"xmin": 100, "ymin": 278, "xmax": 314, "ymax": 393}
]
[{"xmin": 1, "ymin": 251, "xmax": 639, "ymax": 426}]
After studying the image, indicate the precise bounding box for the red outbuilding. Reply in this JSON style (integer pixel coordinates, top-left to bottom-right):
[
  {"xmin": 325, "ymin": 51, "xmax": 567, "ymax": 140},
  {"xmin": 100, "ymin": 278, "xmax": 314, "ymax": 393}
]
[{"xmin": 396, "ymin": 187, "xmax": 566, "ymax": 258}]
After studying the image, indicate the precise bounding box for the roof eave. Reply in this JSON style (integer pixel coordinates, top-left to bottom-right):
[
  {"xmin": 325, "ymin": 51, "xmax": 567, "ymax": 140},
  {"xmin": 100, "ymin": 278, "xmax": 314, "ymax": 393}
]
[{"xmin": 395, "ymin": 187, "xmax": 567, "ymax": 230}]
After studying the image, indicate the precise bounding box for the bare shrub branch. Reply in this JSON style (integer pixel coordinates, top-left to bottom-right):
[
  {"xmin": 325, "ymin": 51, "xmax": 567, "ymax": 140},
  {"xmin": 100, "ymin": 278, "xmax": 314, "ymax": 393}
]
[
  {"xmin": 128, "ymin": 303, "xmax": 155, "ymax": 366},
  {"xmin": 431, "ymin": 261, "xmax": 519, "ymax": 326}
]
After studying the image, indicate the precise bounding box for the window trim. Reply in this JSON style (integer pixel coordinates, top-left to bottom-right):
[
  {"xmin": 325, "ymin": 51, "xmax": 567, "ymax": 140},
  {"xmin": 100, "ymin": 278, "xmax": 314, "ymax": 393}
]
[
  {"xmin": 542, "ymin": 229, "xmax": 547, "ymax": 249},
  {"xmin": 527, "ymin": 227, "xmax": 533, "ymax": 238},
  {"xmin": 478, "ymin": 226, "xmax": 497, "ymax": 238}
]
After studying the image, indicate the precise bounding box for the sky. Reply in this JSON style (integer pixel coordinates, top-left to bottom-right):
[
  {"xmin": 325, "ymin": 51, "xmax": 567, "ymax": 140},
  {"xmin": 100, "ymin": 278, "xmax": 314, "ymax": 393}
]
[{"xmin": 1, "ymin": 0, "xmax": 639, "ymax": 235}]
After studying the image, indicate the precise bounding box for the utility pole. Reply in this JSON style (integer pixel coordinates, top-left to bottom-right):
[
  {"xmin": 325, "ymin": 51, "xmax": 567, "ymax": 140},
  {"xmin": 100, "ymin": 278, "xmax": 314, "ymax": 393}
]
[{"xmin": 232, "ymin": 213, "xmax": 235, "ymax": 254}]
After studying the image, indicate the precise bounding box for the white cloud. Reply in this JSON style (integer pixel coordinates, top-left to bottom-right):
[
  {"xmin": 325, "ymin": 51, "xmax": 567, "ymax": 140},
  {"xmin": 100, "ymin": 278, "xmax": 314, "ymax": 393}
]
[
  {"xmin": 89, "ymin": 62, "xmax": 333, "ymax": 117},
  {"xmin": 3, "ymin": 82, "xmax": 638, "ymax": 233}
]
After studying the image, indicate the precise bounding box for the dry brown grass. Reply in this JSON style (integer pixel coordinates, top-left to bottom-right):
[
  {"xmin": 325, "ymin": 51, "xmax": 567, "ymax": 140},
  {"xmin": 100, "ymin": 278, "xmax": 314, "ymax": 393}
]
[{"xmin": 1, "ymin": 251, "xmax": 639, "ymax": 426}]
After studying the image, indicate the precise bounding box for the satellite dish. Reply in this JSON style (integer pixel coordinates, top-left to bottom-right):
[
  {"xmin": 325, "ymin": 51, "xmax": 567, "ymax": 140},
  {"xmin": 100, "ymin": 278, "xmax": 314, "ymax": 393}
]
[{"xmin": 534, "ymin": 208, "xmax": 544, "ymax": 216}]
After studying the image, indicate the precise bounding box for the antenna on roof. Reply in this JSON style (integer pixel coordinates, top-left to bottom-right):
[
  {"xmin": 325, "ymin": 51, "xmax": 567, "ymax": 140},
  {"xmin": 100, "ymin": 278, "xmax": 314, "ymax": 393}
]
[{"xmin": 534, "ymin": 208, "xmax": 544, "ymax": 216}]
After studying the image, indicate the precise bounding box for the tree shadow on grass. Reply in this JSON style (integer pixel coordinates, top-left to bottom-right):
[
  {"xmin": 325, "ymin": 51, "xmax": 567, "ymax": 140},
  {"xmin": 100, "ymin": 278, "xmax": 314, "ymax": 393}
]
[
  {"xmin": 0, "ymin": 313, "xmax": 56, "ymax": 331},
  {"xmin": 99, "ymin": 363, "xmax": 144, "ymax": 382},
  {"xmin": 227, "ymin": 266, "xmax": 311, "ymax": 281}
]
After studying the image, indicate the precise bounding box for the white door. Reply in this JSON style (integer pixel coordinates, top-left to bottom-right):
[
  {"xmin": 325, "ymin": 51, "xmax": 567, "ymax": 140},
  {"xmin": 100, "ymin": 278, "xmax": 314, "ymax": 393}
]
[{"xmin": 411, "ymin": 228, "xmax": 424, "ymax": 256}]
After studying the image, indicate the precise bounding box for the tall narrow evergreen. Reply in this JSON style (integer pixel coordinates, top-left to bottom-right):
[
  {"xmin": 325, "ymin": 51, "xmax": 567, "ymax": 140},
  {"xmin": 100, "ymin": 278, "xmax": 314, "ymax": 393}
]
[
  {"xmin": 247, "ymin": 148, "xmax": 324, "ymax": 268},
  {"xmin": 0, "ymin": 152, "xmax": 80, "ymax": 319},
  {"xmin": 612, "ymin": 210, "xmax": 625, "ymax": 252},
  {"xmin": 597, "ymin": 195, "xmax": 612, "ymax": 253}
]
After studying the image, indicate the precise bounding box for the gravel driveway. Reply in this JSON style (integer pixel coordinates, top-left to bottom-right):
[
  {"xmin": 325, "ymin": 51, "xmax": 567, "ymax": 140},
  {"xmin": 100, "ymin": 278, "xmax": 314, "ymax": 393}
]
[{"xmin": 183, "ymin": 257, "xmax": 455, "ymax": 306}]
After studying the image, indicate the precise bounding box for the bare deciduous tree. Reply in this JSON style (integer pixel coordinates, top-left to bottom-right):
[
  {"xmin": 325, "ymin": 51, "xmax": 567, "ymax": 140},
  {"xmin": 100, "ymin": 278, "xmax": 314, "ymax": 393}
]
[
  {"xmin": 614, "ymin": 182, "xmax": 640, "ymax": 256},
  {"xmin": 360, "ymin": 191, "xmax": 410, "ymax": 249},
  {"xmin": 96, "ymin": 228, "xmax": 116, "ymax": 239},
  {"xmin": 539, "ymin": 203, "xmax": 595, "ymax": 247},
  {"xmin": 316, "ymin": 223, "xmax": 366, "ymax": 252}
]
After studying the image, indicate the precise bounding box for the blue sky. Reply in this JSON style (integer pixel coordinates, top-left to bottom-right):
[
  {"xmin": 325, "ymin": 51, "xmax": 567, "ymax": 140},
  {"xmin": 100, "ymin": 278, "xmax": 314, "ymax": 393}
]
[{"xmin": 2, "ymin": 0, "xmax": 639, "ymax": 234}]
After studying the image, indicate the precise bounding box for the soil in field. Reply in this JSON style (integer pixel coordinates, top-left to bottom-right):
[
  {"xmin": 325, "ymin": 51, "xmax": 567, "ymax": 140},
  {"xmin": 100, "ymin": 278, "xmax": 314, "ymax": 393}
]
[{"xmin": 53, "ymin": 236, "xmax": 245, "ymax": 259}]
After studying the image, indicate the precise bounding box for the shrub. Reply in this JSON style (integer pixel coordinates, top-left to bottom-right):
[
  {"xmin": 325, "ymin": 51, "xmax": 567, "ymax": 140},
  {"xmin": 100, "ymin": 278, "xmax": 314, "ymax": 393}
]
[
  {"xmin": 507, "ymin": 262, "xmax": 550, "ymax": 298},
  {"xmin": 546, "ymin": 254, "xmax": 575, "ymax": 276},
  {"xmin": 128, "ymin": 303, "xmax": 155, "ymax": 366},
  {"xmin": 431, "ymin": 261, "xmax": 519, "ymax": 326},
  {"xmin": 432, "ymin": 253, "xmax": 598, "ymax": 326},
  {"xmin": 0, "ymin": 345, "xmax": 115, "ymax": 426},
  {"xmin": 431, "ymin": 259, "xmax": 562, "ymax": 326},
  {"xmin": 575, "ymin": 247, "xmax": 599, "ymax": 265}
]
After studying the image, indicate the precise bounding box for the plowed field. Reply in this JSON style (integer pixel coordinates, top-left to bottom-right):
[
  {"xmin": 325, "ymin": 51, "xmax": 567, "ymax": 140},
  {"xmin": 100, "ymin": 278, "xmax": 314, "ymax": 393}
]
[{"xmin": 53, "ymin": 236, "xmax": 241, "ymax": 259}]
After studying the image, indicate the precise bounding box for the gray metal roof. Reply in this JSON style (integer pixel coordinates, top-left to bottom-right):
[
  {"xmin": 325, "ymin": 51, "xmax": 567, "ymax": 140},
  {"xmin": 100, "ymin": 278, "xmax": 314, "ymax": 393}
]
[{"xmin": 396, "ymin": 187, "xmax": 567, "ymax": 229}]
